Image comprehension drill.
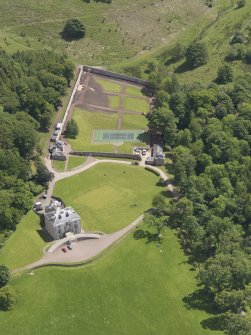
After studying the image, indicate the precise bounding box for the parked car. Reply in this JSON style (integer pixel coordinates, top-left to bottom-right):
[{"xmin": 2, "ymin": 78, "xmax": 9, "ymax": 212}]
[
  {"xmin": 142, "ymin": 149, "xmax": 147, "ymax": 156},
  {"xmin": 131, "ymin": 161, "xmax": 140, "ymax": 165},
  {"xmin": 61, "ymin": 247, "xmax": 67, "ymax": 253},
  {"xmin": 67, "ymin": 245, "xmax": 72, "ymax": 250}
]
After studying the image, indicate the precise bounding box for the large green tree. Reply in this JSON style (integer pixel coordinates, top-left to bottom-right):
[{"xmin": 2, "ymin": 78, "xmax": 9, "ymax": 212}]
[
  {"xmin": 63, "ymin": 19, "xmax": 86, "ymax": 39},
  {"xmin": 185, "ymin": 41, "xmax": 208, "ymax": 68}
]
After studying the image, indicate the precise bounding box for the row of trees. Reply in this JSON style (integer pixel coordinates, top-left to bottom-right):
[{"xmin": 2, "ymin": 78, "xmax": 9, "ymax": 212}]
[
  {"xmin": 0, "ymin": 50, "xmax": 73, "ymax": 232},
  {"xmin": 146, "ymin": 56, "xmax": 251, "ymax": 332}
]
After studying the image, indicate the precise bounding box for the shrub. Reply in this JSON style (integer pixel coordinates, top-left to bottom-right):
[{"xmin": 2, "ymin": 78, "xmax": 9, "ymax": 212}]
[
  {"xmin": 217, "ymin": 64, "xmax": 233, "ymax": 84},
  {"xmin": 226, "ymin": 44, "xmax": 246, "ymax": 61},
  {"xmin": 0, "ymin": 286, "xmax": 17, "ymax": 311},
  {"xmin": 145, "ymin": 166, "xmax": 160, "ymax": 176},
  {"xmin": 0, "ymin": 265, "xmax": 10, "ymax": 288},
  {"xmin": 230, "ymin": 31, "xmax": 245, "ymax": 45}
]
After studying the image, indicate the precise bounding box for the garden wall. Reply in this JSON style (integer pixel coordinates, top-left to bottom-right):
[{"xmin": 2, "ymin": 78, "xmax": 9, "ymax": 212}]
[
  {"xmin": 70, "ymin": 151, "xmax": 142, "ymax": 161},
  {"xmin": 82, "ymin": 65, "xmax": 149, "ymax": 87}
]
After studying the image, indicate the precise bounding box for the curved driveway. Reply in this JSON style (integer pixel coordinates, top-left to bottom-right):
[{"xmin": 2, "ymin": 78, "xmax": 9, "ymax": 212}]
[{"xmin": 17, "ymin": 157, "xmax": 173, "ymax": 271}]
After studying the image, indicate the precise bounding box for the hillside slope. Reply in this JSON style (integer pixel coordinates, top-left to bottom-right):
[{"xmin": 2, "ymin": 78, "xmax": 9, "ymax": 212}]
[{"xmin": 0, "ymin": 0, "xmax": 208, "ymax": 65}]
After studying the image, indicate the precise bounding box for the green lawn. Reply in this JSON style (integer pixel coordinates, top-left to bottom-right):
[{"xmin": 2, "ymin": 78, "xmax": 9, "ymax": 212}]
[
  {"xmin": 52, "ymin": 160, "xmax": 66, "ymax": 172},
  {"xmin": 125, "ymin": 85, "xmax": 145, "ymax": 97},
  {"xmin": 53, "ymin": 163, "xmax": 162, "ymax": 233},
  {"xmin": 67, "ymin": 156, "xmax": 87, "ymax": 170},
  {"xmin": 95, "ymin": 77, "xmax": 122, "ymax": 93},
  {"xmin": 2, "ymin": 226, "xmax": 221, "ymax": 335},
  {"xmin": 0, "ymin": 211, "xmax": 49, "ymax": 270},
  {"xmin": 68, "ymin": 108, "xmax": 117, "ymax": 152},
  {"xmin": 124, "ymin": 97, "xmax": 150, "ymax": 114},
  {"xmin": 121, "ymin": 112, "xmax": 148, "ymax": 130},
  {"xmin": 108, "ymin": 95, "xmax": 121, "ymax": 109}
]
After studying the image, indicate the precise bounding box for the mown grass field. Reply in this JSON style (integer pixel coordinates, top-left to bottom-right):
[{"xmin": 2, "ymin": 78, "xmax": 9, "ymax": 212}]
[
  {"xmin": 125, "ymin": 85, "xmax": 146, "ymax": 97},
  {"xmin": 67, "ymin": 156, "xmax": 87, "ymax": 170},
  {"xmin": 1, "ymin": 227, "xmax": 221, "ymax": 335},
  {"xmin": 124, "ymin": 97, "xmax": 150, "ymax": 114},
  {"xmin": 0, "ymin": 211, "xmax": 49, "ymax": 270},
  {"xmin": 52, "ymin": 160, "xmax": 66, "ymax": 172},
  {"xmin": 0, "ymin": 0, "xmax": 208, "ymax": 66},
  {"xmin": 108, "ymin": 95, "xmax": 121, "ymax": 109},
  {"xmin": 68, "ymin": 108, "xmax": 117, "ymax": 152},
  {"xmin": 53, "ymin": 163, "xmax": 163, "ymax": 233},
  {"xmin": 95, "ymin": 77, "xmax": 122, "ymax": 93},
  {"xmin": 121, "ymin": 113, "xmax": 148, "ymax": 130}
]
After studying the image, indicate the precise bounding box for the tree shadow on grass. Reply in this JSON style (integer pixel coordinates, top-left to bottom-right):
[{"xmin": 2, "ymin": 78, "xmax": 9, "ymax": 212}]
[
  {"xmin": 174, "ymin": 61, "xmax": 194, "ymax": 74},
  {"xmin": 133, "ymin": 229, "xmax": 159, "ymax": 244},
  {"xmin": 201, "ymin": 315, "xmax": 226, "ymax": 331},
  {"xmin": 183, "ymin": 288, "xmax": 218, "ymax": 315}
]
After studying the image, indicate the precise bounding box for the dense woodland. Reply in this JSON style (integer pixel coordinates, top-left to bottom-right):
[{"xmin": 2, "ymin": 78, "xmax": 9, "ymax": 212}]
[
  {"xmin": 0, "ymin": 50, "xmax": 74, "ymax": 238},
  {"xmin": 146, "ymin": 34, "xmax": 251, "ymax": 335}
]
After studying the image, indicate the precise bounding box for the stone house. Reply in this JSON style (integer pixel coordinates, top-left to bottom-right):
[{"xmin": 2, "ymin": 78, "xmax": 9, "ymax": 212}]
[{"xmin": 44, "ymin": 203, "xmax": 81, "ymax": 240}]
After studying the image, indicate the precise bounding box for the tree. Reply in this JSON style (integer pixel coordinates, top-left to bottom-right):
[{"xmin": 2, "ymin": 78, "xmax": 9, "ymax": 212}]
[
  {"xmin": 62, "ymin": 19, "xmax": 86, "ymax": 39},
  {"xmin": 198, "ymin": 251, "xmax": 251, "ymax": 294},
  {"xmin": 0, "ymin": 285, "xmax": 16, "ymax": 311},
  {"xmin": 217, "ymin": 65, "xmax": 233, "ymax": 84},
  {"xmin": 0, "ymin": 265, "xmax": 10, "ymax": 288},
  {"xmin": 35, "ymin": 161, "xmax": 54, "ymax": 186},
  {"xmin": 152, "ymin": 194, "xmax": 167, "ymax": 214},
  {"xmin": 237, "ymin": 0, "xmax": 246, "ymax": 8},
  {"xmin": 215, "ymin": 289, "xmax": 245, "ymax": 312},
  {"xmin": 65, "ymin": 119, "xmax": 79, "ymax": 139},
  {"xmin": 147, "ymin": 107, "xmax": 177, "ymax": 146},
  {"xmin": 144, "ymin": 213, "xmax": 166, "ymax": 237},
  {"xmin": 185, "ymin": 41, "xmax": 208, "ymax": 68}
]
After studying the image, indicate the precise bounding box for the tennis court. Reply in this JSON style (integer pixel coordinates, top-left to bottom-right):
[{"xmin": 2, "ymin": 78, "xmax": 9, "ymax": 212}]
[{"xmin": 93, "ymin": 129, "xmax": 146, "ymax": 143}]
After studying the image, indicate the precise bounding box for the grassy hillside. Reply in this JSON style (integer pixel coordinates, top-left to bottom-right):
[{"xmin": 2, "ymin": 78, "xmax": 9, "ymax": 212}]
[
  {"xmin": 121, "ymin": 0, "xmax": 251, "ymax": 85},
  {"xmin": 0, "ymin": 227, "xmax": 221, "ymax": 335},
  {"xmin": 0, "ymin": 0, "xmax": 208, "ymax": 65}
]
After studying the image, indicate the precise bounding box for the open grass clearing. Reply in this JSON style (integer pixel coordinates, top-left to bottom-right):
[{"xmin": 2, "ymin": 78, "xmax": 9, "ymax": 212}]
[
  {"xmin": 0, "ymin": 0, "xmax": 208, "ymax": 66},
  {"xmin": 68, "ymin": 108, "xmax": 117, "ymax": 152},
  {"xmin": 121, "ymin": 112, "xmax": 148, "ymax": 130},
  {"xmin": 95, "ymin": 77, "xmax": 122, "ymax": 93},
  {"xmin": 125, "ymin": 85, "xmax": 145, "ymax": 97},
  {"xmin": 67, "ymin": 156, "xmax": 87, "ymax": 170},
  {"xmin": 0, "ymin": 211, "xmax": 49, "ymax": 270},
  {"xmin": 124, "ymin": 96, "xmax": 150, "ymax": 114},
  {"xmin": 52, "ymin": 160, "xmax": 66, "ymax": 172},
  {"xmin": 108, "ymin": 95, "xmax": 121, "ymax": 109},
  {"xmin": 54, "ymin": 163, "xmax": 163, "ymax": 233},
  {"xmin": 2, "ymin": 225, "xmax": 221, "ymax": 335}
]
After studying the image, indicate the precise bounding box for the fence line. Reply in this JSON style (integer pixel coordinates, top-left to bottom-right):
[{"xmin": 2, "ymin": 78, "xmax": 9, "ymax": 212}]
[
  {"xmin": 57, "ymin": 65, "xmax": 83, "ymax": 141},
  {"xmin": 70, "ymin": 151, "xmax": 142, "ymax": 161}
]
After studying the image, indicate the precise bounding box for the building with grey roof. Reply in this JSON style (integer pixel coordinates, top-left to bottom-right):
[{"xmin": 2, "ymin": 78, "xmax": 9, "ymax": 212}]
[{"xmin": 44, "ymin": 203, "xmax": 81, "ymax": 240}]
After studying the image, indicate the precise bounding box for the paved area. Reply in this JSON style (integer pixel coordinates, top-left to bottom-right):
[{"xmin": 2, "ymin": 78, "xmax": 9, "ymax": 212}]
[{"xmin": 14, "ymin": 215, "xmax": 143, "ymax": 272}]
